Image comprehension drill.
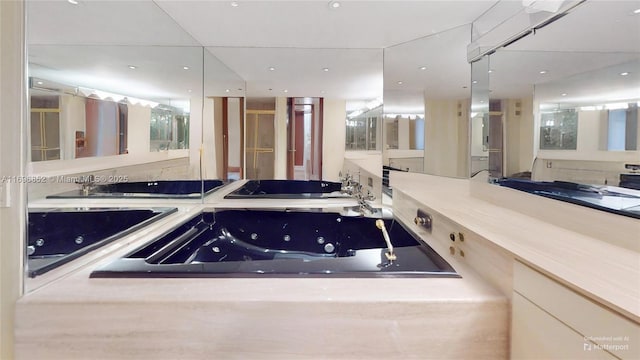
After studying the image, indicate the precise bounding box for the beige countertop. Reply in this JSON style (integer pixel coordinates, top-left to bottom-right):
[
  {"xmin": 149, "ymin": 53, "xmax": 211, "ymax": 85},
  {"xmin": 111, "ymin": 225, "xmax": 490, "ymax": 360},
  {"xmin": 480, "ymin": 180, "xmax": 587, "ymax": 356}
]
[{"xmin": 390, "ymin": 171, "xmax": 640, "ymax": 323}]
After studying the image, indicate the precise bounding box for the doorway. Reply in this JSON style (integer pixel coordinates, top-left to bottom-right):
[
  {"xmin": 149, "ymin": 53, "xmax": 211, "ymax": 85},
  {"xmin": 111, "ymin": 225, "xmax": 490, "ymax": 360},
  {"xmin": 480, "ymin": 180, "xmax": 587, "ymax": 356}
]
[{"xmin": 287, "ymin": 97, "xmax": 323, "ymax": 180}]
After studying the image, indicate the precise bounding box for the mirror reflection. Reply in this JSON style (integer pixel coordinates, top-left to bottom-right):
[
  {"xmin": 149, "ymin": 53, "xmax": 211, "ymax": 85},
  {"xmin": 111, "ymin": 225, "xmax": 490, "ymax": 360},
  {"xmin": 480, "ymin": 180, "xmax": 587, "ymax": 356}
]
[
  {"xmin": 383, "ymin": 25, "xmax": 471, "ymax": 178},
  {"xmin": 471, "ymin": 1, "xmax": 640, "ymax": 218}
]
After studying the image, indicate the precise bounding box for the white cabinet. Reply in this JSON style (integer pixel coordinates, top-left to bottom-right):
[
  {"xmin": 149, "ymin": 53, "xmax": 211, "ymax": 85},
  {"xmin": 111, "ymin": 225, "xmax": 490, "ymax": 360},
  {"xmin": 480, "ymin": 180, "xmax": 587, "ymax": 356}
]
[{"xmin": 512, "ymin": 261, "xmax": 639, "ymax": 359}]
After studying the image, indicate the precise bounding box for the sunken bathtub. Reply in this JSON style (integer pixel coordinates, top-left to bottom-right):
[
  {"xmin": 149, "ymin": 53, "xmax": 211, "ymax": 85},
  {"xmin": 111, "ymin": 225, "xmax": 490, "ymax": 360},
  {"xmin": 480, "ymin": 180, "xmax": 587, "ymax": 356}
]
[{"xmin": 91, "ymin": 209, "xmax": 458, "ymax": 278}]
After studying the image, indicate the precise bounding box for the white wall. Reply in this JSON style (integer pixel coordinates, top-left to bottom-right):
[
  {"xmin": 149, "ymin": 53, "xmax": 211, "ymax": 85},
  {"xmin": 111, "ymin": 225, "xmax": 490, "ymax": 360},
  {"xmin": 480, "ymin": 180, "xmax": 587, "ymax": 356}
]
[
  {"xmin": 60, "ymin": 94, "xmax": 86, "ymax": 159},
  {"xmin": 0, "ymin": 1, "xmax": 26, "ymax": 358},
  {"xmin": 126, "ymin": 103, "xmax": 151, "ymax": 155},
  {"xmin": 504, "ymin": 97, "xmax": 534, "ymax": 176},
  {"xmin": 424, "ymin": 98, "xmax": 469, "ymax": 178},
  {"xmin": 227, "ymin": 98, "xmax": 241, "ymax": 169},
  {"xmin": 322, "ymin": 99, "xmax": 346, "ymax": 181},
  {"xmin": 274, "ymin": 97, "xmax": 287, "ymax": 179}
]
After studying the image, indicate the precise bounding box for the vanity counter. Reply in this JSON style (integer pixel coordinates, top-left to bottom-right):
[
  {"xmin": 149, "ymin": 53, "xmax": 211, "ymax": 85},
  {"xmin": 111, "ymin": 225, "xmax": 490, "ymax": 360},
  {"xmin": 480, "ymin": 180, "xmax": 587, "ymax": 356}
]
[{"xmin": 390, "ymin": 171, "xmax": 640, "ymax": 323}]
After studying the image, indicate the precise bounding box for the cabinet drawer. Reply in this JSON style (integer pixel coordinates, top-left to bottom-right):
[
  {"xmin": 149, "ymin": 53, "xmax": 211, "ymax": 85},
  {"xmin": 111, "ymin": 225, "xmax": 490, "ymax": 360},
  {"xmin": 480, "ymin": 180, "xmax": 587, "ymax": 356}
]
[
  {"xmin": 513, "ymin": 261, "xmax": 639, "ymax": 359},
  {"xmin": 512, "ymin": 292, "xmax": 616, "ymax": 359}
]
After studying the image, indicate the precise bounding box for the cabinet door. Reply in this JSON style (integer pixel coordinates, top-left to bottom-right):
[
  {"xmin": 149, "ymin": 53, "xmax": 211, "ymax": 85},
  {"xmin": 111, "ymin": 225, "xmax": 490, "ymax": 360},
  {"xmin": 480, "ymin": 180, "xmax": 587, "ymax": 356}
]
[{"xmin": 512, "ymin": 292, "xmax": 615, "ymax": 360}]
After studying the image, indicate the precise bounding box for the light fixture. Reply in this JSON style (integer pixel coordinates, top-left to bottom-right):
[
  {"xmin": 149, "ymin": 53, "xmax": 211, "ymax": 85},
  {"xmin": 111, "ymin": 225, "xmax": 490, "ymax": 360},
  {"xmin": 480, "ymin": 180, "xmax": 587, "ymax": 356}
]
[
  {"xmin": 231, "ymin": 1, "xmax": 239, "ymax": 7},
  {"xmin": 329, "ymin": 1, "xmax": 340, "ymax": 9},
  {"xmin": 188, "ymin": 89, "xmax": 192, "ymax": 93},
  {"xmin": 472, "ymin": 80, "xmax": 478, "ymax": 84},
  {"xmin": 36, "ymin": 81, "xmax": 44, "ymax": 85},
  {"xmin": 419, "ymin": 66, "xmax": 427, "ymax": 70},
  {"xmin": 488, "ymin": 69, "xmax": 494, "ymax": 73},
  {"xmin": 397, "ymin": 81, "xmax": 403, "ymax": 85},
  {"xmin": 225, "ymin": 89, "xmax": 230, "ymax": 93},
  {"xmin": 561, "ymin": 93, "xmax": 567, "ymax": 96},
  {"xmin": 67, "ymin": 0, "xmax": 79, "ymax": 5},
  {"xmin": 605, "ymin": 102, "xmax": 629, "ymax": 110},
  {"xmin": 128, "ymin": 65, "xmax": 137, "ymax": 70},
  {"xmin": 322, "ymin": 67, "xmax": 329, "ymax": 72},
  {"xmin": 268, "ymin": 67, "xmax": 276, "ymax": 71},
  {"xmin": 539, "ymin": 70, "xmax": 548, "ymax": 74},
  {"xmin": 283, "ymin": 89, "xmax": 288, "ymax": 93},
  {"xmin": 183, "ymin": 66, "xmax": 190, "ymax": 70},
  {"xmin": 634, "ymin": 8, "xmax": 640, "ymax": 14},
  {"xmin": 620, "ymin": 72, "xmax": 630, "ymax": 76}
]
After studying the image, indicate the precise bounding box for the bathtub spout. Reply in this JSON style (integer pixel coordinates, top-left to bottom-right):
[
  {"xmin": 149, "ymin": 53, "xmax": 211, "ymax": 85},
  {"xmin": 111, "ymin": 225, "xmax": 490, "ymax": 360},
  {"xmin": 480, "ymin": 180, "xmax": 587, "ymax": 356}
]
[{"xmin": 375, "ymin": 219, "xmax": 396, "ymax": 262}]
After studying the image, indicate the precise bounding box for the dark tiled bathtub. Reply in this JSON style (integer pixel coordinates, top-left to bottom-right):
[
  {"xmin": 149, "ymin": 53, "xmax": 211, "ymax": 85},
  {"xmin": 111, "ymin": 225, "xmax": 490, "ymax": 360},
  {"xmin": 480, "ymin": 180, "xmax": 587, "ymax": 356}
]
[
  {"xmin": 28, "ymin": 207, "xmax": 176, "ymax": 277},
  {"xmin": 91, "ymin": 209, "xmax": 458, "ymax": 278},
  {"xmin": 47, "ymin": 180, "xmax": 225, "ymax": 199},
  {"xmin": 224, "ymin": 180, "xmax": 345, "ymax": 199}
]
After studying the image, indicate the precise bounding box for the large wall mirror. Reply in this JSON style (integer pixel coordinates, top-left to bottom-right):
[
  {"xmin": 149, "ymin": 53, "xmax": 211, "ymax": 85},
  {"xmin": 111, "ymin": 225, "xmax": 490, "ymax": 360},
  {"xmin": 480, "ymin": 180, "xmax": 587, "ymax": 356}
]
[
  {"xmin": 24, "ymin": 0, "xmax": 245, "ymax": 288},
  {"xmin": 383, "ymin": 25, "xmax": 471, "ymax": 178},
  {"xmin": 471, "ymin": 1, "xmax": 640, "ymax": 218}
]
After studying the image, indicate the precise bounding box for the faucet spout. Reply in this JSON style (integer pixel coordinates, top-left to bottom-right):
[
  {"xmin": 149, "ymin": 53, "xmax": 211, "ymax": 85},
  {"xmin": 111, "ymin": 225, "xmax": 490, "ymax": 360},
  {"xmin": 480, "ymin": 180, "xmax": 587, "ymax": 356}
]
[{"xmin": 375, "ymin": 219, "xmax": 396, "ymax": 261}]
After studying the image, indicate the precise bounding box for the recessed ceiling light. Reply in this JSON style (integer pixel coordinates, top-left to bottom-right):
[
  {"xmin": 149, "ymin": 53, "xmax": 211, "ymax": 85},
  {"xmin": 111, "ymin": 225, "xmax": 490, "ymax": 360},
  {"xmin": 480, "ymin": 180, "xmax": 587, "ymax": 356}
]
[
  {"xmin": 128, "ymin": 65, "xmax": 137, "ymax": 70},
  {"xmin": 36, "ymin": 81, "xmax": 44, "ymax": 85},
  {"xmin": 67, "ymin": 0, "xmax": 79, "ymax": 5},
  {"xmin": 225, "ymin": 89, "xmax": 230, "ymax": 93},
  {"xmin": 539, "ymin": 70, "xmax": 548, "ymax": 74},
  {"xmin": 634, "ymin": 8, "xmax": 640, "ymax": 14},
  {"xmin": 329, "ymin": 1, "xmax": 340, "ymax": 9},
  {"xmin": 620, "ymin": 72, "xmax": 630, "ymax": 76},
  {"xmin": 419, "ymin": 66, "xmax": 427, "ymax": 70},
  {"xmin": 397, "ymin": 81, "xmax": 403, "ymax": 85},
  {"xmin": 488, "ymin": 69, "xmax": 494, "ymax": 73},
  {"xmin": 188, "ymin": 89, "xmax": 192, "ymax": 93},
  {"xmin": 322, "ymin": 67, "xmax": 330, "ymax": 72},
  {"xmin": 268, "ymin": 67, "xmax": 276, "ymax": 71},
  {"xmin": 230, "ymin": 1, "xmax": 239, "ymax": 7},
  {"xmin": 472, "ymin": 80, "xmax": 478, "ymax": 84},
  {"xmin": 284, "ymin": 89, "xmax": 289, "ymax": 93},
  {"xmin": 561, "ymin": 93, "xmax": 567, "ymax": 96},
  {"xmin": 480, "ymin": 100, "xmax": 485, "ymax": 103},
  {"xmin": 183, "ymin": 66, "xmax": 190, "ymax": 70}
]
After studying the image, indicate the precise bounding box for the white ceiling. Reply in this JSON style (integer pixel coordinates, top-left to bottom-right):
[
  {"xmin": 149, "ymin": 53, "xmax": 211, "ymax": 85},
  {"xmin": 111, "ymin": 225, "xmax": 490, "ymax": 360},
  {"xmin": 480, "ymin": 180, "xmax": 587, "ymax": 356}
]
[{"xmin": 26, "ymin": 0, "xmax": 640, "ymax": 113}]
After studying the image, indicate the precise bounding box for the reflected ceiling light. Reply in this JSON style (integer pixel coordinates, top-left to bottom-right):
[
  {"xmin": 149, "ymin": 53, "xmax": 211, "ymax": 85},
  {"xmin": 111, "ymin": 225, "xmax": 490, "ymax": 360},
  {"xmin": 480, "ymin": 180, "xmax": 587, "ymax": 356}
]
[
  {"xmin": 472, "ymin": 80, "xmax": 478, "ymax": 84},
  {"xmin": 322, "ymin": 67, "xmax": 330, "ymax": 72},
  {"xmin": 488, "ymin": 69, "xmax": 494, "ymax": 73},
  {"xmin": 230, "ymin": 1, "xmax": 239, "ymax": 7},
  {"xmin": 183, "ymin": 66, "xmax": 190, "ymax": 70},
  {"xmin": 419, "ymin": 66, "xmax": 427, "ymax": 70},
  {"xmin": 539, "ymin": 70, "xmax": 548, "ymax": 74},
  {"xmin": 268, "ymin": 67, "xmax": 276, "ymax": 71},
  {"xmin": 128, "ymin": 65, "xmax": 137, "ymax": 70},
  {"xmin": 67, "ymin": 0, "xmax": 79, "ymax": 5},
  {"xmin": 36, "ymin": 81, "xmax": 44, "ymax": 85},
  {"xmin": 283, "ymin": 89, "xmax": 288, "ymax": 93},
  {"xmin": 225, "ymin": 89, "xmax": 230, "ymax": 93},
  {"xmin": 397, "ymin": 81, "xmax": 403, "ymax": 85},
  {"xmin": 329, "ymin": 1, "xmax": 341, "ymax": 9},
  {"xmin": 620, "ymin": 72, "xmax": 630, "ymax": 76},
  {"xmin": 634, "ymin": 8, "xmax": 640, "ymax": 14},
  {"xmin": 561, "ymin": 93, "xmax": 567, "ymax": 96}
]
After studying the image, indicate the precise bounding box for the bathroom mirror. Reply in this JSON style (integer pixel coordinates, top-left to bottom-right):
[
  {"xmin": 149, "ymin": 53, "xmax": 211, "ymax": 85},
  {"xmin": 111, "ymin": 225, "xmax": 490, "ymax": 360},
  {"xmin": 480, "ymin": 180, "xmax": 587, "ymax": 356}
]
[
  {"xmin": 23, "ymin": 1, "xmax": 245, "ymax": 289},
  {"xmin": 470, "ymin": 0, "xmax": 640, "ymax": 217},
  {"xmin": 383, "ymin": 25, "xmax": 471, "ymax": 178}
]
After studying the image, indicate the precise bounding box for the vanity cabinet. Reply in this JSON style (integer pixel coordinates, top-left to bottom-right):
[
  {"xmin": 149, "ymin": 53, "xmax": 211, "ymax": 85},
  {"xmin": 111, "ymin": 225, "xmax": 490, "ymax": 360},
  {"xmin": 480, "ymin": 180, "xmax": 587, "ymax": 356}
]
[{"xmin": 511, "ymin": 261, "xmax": 639, "ymax": 359}]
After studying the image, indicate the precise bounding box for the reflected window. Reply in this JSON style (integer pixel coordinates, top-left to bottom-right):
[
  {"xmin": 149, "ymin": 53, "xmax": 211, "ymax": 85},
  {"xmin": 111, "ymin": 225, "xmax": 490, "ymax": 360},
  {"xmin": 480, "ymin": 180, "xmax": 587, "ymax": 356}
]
[
  {"xmin": 539, "ymin": 109, "xmax": 577, "ymax": 150},
  {"xmin": 607, "ymin": 104, "xmax": 638, "ymax": 151},
  {"xmin": 345, "ymin": 106, "xmax": 382, "ymax": 151},
  {"xmin": 150, "ymin": 106, "xmax": 189, "ymax": 151}
]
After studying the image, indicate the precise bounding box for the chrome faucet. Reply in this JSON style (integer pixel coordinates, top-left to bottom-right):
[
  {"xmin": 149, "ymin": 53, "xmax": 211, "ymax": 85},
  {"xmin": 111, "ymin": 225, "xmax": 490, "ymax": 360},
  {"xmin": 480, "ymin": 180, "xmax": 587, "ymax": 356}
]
[{"xmin": 76, "ymin": 174, "xmax": 96, "ymax": 195}]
